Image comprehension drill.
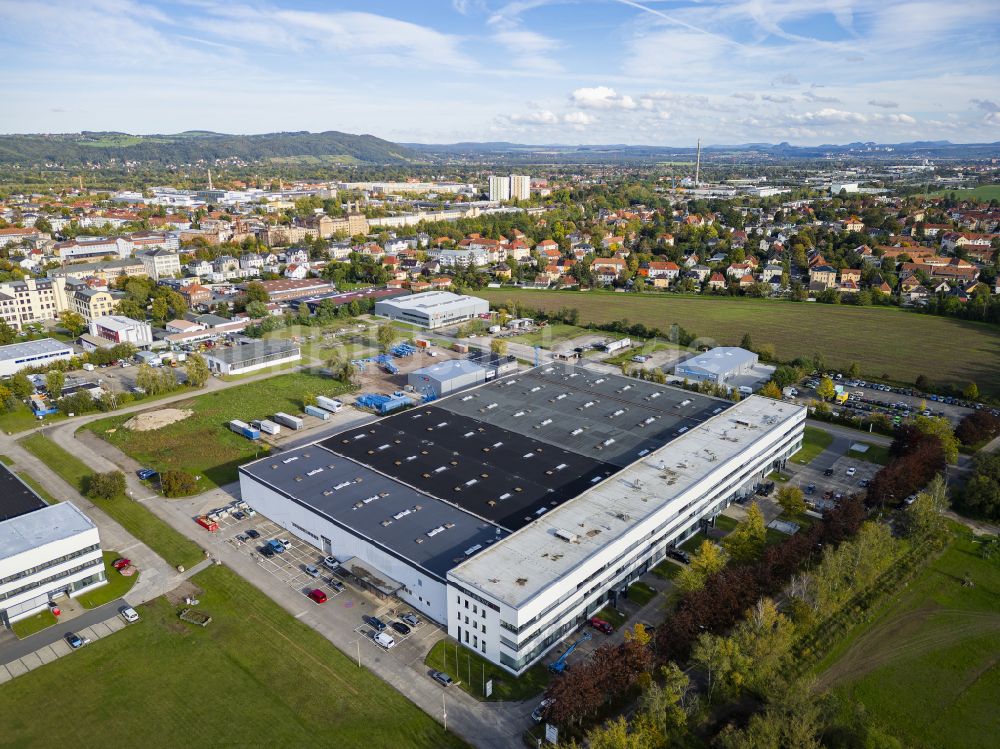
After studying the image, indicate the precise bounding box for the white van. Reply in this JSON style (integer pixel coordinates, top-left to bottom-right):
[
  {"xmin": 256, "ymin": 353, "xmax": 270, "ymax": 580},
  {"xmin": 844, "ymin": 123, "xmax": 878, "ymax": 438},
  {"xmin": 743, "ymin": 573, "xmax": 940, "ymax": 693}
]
[
  {"xmin": 374, "ymin": 632, "xmax": 395, "ymax": 649},
  {"xmin": 738, "ymin": 386, "xmax": 753, "ymax": 396}
]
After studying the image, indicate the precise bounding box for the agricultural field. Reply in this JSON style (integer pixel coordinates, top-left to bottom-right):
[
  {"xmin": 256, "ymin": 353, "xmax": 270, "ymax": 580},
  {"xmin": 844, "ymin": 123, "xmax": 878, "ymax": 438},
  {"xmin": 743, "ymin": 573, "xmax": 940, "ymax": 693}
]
[
  {"xmin": 0, "ymin": 565, "xmax": 465, "ymax": 749},
  {"xmin": 926, "ymin": 184, "xmax": 1000, "ymax": 201},
  {"xmin": 480, "ymin": 290, "xmax": 1000, "ymax": 397},
  {"xmin": 816, "ymin": 526, "xmax": 1000, "ymax": 749},
  {"xmin": 85, "ymin": 372, "xmax": 351, "ymax": 488}
]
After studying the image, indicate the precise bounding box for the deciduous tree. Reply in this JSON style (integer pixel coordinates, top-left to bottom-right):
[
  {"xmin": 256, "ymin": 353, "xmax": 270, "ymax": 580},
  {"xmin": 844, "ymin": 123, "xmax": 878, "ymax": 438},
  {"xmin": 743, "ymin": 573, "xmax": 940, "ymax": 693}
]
[
  {"xmin": 776, "ymin": 485, "xmax": 805, "ymax": 517},
  {"xmin": 723, "ymin": 502, "xmax": 767, "ymax": 562}
]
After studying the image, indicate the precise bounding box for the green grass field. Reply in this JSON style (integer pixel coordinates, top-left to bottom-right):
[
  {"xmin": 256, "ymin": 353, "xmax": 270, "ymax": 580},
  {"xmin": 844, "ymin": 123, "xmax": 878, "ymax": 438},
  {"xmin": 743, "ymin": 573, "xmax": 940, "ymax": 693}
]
[
  {"xmin": 511, "ymin": 323, "xmax": 591, "ymax": 346},
  {"xmin": 479, "ymin": 290, "xmax": 1000, "ymax": 397},
  {"xmin": 19, "ymin": 434, "xmax": 203, "ymax": 570},
  {"xmin": 816, "ymin": 526, "xmax": 1000, "ymax": 749},
  {"xmin": 792, "ymin": 426, "xmax": 834, "ymax": 465},
  {"xmin": 10, "ymin": 609, "xmax": 57, "ymax": 639},
  {"xmin": 76, "ymin": 551, "xmax": 139, "ymax": 608},
  {"xmin": 626, "ymin": 581, "xmax": 657, "ymax": 606},
  {"xmin": 424, "ymin": 638, "xmax": 549, "ymax": 702},
  {"xmin": 925, "ymin": 185, "xmax": 1000, "ymax": 201},
  {"xmin": 0, "ymin": 565, "xmax": 465, "ymax": 749},
  {"xmin": 85, "ymin": 372, "xmax": 351, "ymax": 489}
]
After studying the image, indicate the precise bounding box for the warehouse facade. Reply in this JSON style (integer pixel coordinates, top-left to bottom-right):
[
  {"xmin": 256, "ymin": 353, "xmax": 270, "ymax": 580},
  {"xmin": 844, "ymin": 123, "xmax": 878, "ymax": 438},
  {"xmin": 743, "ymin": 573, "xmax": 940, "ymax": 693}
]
[
  {"xmin": 202, "ymin": 340, "xmax": 301, "ymax": 375},
  {"xmin": 373, "ymin": 291, "xmax": 489, "ymax": 329},
  {"xmin": 239, "ymin": 363, "xmax": 805, "ymax": 674},
  {"xmin": 673, "ymin": 346, "xmax": 759, "ymax": 384},
  {"xmin": 0, "ymin": 338, "xmax": 74, "ymax": 378}
]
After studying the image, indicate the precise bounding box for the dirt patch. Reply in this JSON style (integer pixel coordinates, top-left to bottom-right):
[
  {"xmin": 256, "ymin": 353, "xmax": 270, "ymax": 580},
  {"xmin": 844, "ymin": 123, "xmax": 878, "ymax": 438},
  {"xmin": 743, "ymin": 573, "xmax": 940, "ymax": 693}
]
[
  {"xmin": 164, "ymin": 580, "xmax": 204, "ymax": 607},
  {"xmin": 123, "ymin": 408, "xmax": 193, "ymax": 432}
]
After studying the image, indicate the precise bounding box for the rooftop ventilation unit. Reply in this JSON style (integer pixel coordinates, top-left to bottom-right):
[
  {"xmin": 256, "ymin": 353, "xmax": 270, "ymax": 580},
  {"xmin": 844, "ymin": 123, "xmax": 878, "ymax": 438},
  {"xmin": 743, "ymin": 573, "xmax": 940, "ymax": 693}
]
[
  {"xmin": 514, "ymin": 411, "xmax": 525, "ymax": 417},
  {"xmin": 393, "ymin": 509, "xmax": 412, "ymax": 520},
  {"xmin": 306, "ymin": 468, "xmax": 324, "ymax": 476},
  {"xmin": 465, "ymin": 544, "xmax": 483, "ymax": 556},
  {"xmin": 530, "ymin": 386, "xmax": 542, "ymax": 392},
  {"xmin": 282, "ymin": 456, "xmax": 299, "ymax": 464},
  {"xmin": 595, "ymin": 378, "xmax": 606, "ymax": 384},
  {"xmin": 570, "ymin": 427, "xmax": 584, "ymax": 436},
  {"xmin": 427, "ymin": 526, "xmax": 445, "ymax": 537},
  {"xmin": 679, "ymin": 399, "xmax": 692, "ymax": 407},
  {"xmin": 554, "ymin": 528, "xmax": 578, "ymax": 543},
  {"xmin": 461, "ymin": 395, "xmax": 474, "ymax": 401},
  {"xmin": 648, "ymin": 392, "xmax": 661, "ymax": 399}
]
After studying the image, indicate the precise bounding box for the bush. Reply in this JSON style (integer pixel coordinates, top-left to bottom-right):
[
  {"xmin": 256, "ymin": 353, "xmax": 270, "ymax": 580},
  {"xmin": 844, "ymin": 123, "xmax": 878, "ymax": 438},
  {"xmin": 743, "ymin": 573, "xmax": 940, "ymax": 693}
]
[
  {"xmin": 86, "ymin": 470, "xmax": 126, "ymax": 501},
  {"xmin": 161, "ymin": 470, "xmax": 199, "ymax": 498}
]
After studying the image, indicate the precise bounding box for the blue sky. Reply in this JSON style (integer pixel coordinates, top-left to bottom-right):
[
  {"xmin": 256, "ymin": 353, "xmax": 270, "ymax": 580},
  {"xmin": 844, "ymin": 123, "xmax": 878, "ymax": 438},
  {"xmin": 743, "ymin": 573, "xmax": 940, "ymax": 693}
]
[{"xmin": 1, "ymin": 0, "xmax": 998, "ymax": 145}]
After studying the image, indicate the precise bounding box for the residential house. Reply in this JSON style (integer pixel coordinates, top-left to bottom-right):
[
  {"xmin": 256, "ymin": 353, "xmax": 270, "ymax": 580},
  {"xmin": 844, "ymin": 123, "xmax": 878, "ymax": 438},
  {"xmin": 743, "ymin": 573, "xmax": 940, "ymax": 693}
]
[
  {"xmin": 137, "ymin": 249, "xmax": 181, "ymax": 281},
  {"xmin": 809, "ymin": 265, "xmax": 838, "ymax": 289},
  {"xmin": 707, "ymin": 272, "xmax": 727, "ymax": 291},
  {"xmin": 178, "ymin": 283, "xmax": 212, "ymax": 307}
]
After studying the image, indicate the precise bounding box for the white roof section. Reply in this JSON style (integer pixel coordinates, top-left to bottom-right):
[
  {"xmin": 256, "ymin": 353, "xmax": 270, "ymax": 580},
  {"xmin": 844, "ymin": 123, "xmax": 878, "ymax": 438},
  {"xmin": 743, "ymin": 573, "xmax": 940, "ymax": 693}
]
[
  {"xmin": 449, "ymin": 395, "xmax": 804, "ymax": 608},
  {"xmin": 91, "ymin": 315, "xmax": 144, "ymax": 331},
  {"xmin": 679, "ymin": 346, "xmax": 756, "ymax": 375},
  {"xmin": 0, "ymin": 337, "xmax": 73, "ymax": 362},
  {"xmin": 0, "ymin": 502, "xmax": 97, "ymax": 562},
  {"xmin": 379, "ymin": 291, "xmax": 486, "ymax": 313}
]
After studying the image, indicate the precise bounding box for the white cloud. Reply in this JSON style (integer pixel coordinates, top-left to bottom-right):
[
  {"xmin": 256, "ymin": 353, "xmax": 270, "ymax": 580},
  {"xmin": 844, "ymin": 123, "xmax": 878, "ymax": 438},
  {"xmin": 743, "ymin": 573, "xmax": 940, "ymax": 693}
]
[
  {"xmin": 563, "ymin": 111, "xmax": 595, "ymax": 125},
  {"xmin": 492, "ymin": 29, "xmax": 563, "ymax": 72},
  {"xmin": 509, "ymin": 110, "xmax": 560, "ymax": 124},
  {"xmin": 732, "ymin": 92, "xmax": 756, "ymax": 101},
  {"xmin": 971, "ymin": 98, "xmax": 999, "ymax": 112},
  {"xmin": 788, "ymin": 108, "xmax": 917, "ymax": 126},
  {"xmin": 571, "ymin": 86, "xmax": 637, "ymax": 109},
  {"xmin": 762, "ymin": 94, "xmax": 794, "ymax": 103},
  {"xmin": 985, "ymin": 112, "xmax": 1000, "ymax": 125},
  {"xmin": 868, "ymin": 99, "xmax": 899, "ymax": 108},
  {"xmin": 803, "ymin": 90, "xmax": 842, "ymax": 104}
]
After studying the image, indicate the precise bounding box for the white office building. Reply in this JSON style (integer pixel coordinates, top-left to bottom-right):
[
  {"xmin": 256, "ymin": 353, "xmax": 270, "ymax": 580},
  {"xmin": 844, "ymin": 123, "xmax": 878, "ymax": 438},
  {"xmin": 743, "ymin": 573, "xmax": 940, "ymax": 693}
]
[
  {"xmin": 488, "ymin": 175, "xmax": 511, "ymax": 202},
  {"xmin": 373, "ymin": 291, "xmax": 489, "ymax": 329},
  {"xmin": 239, "ymin": 364, "xmax": 805, "ymax": 675},
  {"xmin": 89, "ymin": 315, "xmax": 154, "ymax": 349},
  {"xmin": 1, "ymin": 467, "xmax": 105, "ymax": 625}
]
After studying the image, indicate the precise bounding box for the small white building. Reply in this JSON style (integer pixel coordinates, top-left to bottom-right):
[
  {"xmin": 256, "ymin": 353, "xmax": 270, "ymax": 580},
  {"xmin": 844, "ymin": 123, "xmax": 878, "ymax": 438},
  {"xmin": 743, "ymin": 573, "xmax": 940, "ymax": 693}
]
[
  {"xmin": 0, "ymin": 467, "xmax": 105, "ymax": 624},
  {"xmin": 89, "ymin": 315, "xmax": 154, "ymax": 349},
  {"xmin": 201, "ymin": 340, "xmax": 301, "ymax": 376},
  {"xmin": 673, "ymin": 347, "xmax": 759, "ymax": 385}
]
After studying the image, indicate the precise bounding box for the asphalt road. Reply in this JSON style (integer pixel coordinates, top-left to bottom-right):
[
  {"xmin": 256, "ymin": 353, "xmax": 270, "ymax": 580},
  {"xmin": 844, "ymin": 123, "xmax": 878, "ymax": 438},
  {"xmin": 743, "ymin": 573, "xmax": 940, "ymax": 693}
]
[{"xmin": 0, "ymin": 598, "xmax": 125, "ymax": 665}]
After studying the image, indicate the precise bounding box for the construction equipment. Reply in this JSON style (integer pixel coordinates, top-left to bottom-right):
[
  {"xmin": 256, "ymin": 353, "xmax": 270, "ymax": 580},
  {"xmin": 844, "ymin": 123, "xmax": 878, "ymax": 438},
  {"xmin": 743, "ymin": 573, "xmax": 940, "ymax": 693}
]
[{"xmin": 548, "ymin": 631, "xmax": 592, "ymax": 674}]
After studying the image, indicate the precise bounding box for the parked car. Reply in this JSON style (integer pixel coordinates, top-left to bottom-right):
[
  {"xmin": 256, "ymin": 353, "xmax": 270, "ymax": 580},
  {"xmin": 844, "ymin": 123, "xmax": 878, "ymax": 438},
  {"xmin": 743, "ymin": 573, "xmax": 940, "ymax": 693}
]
[
  {"xmin": 373, "ymin": 632, "xmax": 395, "ymax": 649},
  {"xmin": 327, "ymin": 578, "xmax": 345, "ymax": 593},
  {"xmin": 136, "ymin": 468, "xmax": 157, "ymax": 481},
  {"xmin": 367, "ymin": 616, "xmax": 387, "ymax": 632},
  {"xmin": 589, "ymin": 617, "xmax": 614, "ymax": 634},
  {"xmin": 260, "ymin": 545, "xmax": 275, "ymax": 558},
  {"xmin": 245, "ymin": 529, "xmax": 260, "ymax": 539},
  {"xmin": 232, "ymin": 511, "xmax": 246, "ymax": 521},
  {"xmin": 307, "ymin": 589, "xmax": 328, "ymax": 604},
  {"xmin": 859, "ymin": 479, "xmax": 870, "ymax": 488},
  {"xmin": 66, "ymin": 633, "xmax": 88, "ymax": 649},
  {"xmin": 266, "ymin": 539, "xmax": 286, "ymax": 554},
  {"xmin": 278, "ymin": 538, "xmax": 292, "ymax": 549},
  {"xmin": 846, "ymin": 467, "xmax": 856, "ymax": 476},
  {"xmin": 430, "ymin": 670, "xmax": 454, "ymax": 687},
  {"xmin": 112, "ymin": 558, "xmax": 131, "ymax": 570},
  {"xmin": 805, "ymin": 483, "xmax": 816, "ymax": 495},
  {"xmin": 120, "ymin": 606, "xmax": 139, "ymax": 623},
  {"xmin": 391, "ymin": 621, "xmax": 411, "ymax": 636},
  {"xmin": 401, "ymin": 613, "xmax": 420, "ymax": 627},
  {"xmin": 532, "ymin": 698, "xmax": 556, "ymax": 723},
  {"xmin": 322, "ymin": 556, "xmax": 339, "ymax": 571},
  {"xmin": 666, "ymin": 548, "xmax": 690, "ymax": 564},
  {"xmin": 303, "ymin": 564, "xmax": 320, "ymax": 578},
  {"xmin": 823, "ymin": 468, "xmax": 834, "ymax": 476}
]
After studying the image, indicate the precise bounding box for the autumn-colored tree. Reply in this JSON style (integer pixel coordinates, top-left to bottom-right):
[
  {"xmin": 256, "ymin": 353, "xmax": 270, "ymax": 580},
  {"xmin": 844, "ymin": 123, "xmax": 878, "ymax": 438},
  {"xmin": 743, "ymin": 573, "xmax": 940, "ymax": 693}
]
[
  {"xmin": 759, "ymin": 381, "xmax": 782, "ymax": 399},
  {"xmin": 776, "ymin": 485, "xmax": 806, "ymax": 517},
  {"xmin": 815, "ymin": 376, "xmax": 836, "ymax": 401},
  {"xmin": 675, "ymin": 539, "xmax": 728, "ymax": 593},
  {"xmin": 723, "ymin": 502, "xmax": 767, "ymax": 562}
]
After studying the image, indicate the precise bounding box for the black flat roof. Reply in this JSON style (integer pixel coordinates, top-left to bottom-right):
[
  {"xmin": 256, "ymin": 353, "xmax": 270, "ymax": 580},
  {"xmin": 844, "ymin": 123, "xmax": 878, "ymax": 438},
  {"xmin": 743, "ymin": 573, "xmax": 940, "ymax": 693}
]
[
  {"xmin": 239, "ymin": 444, "xmax": 507, "ymax": 579},
  {"xmin": 322, "ymin": 406, "xmax": 618, "ymax": 532},
  {"xmin": 0, "ymin": 464, "xmax": 48, "ymax": 522}
]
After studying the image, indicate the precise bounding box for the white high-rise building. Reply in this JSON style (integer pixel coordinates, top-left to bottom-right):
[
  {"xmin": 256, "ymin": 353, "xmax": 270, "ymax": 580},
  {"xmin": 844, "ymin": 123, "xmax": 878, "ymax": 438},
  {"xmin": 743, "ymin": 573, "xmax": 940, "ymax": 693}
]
[
  {"xmin": 510, "ymin": 174, "xmax": 531, "ymax": 200},
  {"xmin": 488, "ymin": 175, "xmax": 511, "ymax": 202}
]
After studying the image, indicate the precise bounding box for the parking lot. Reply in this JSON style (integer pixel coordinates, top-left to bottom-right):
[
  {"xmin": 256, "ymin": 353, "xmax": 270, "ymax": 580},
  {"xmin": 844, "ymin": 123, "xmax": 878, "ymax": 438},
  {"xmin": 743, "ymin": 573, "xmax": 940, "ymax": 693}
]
[
  {"xmin": 784, "ymin": 446, "xmax": 881, "ymax": 508},
  {"xmin": 199, "ymin": 504, "xmax": 439, "ymax": 662}
]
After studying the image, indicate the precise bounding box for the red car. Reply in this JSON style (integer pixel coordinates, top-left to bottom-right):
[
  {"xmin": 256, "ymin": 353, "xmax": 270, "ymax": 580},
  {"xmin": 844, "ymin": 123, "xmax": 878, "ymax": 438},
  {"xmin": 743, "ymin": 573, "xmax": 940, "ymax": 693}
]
[
  {"xmin": 112, "ymin": 558, "xmax": 131, "ymax": 570},
  {"xmin": 589, "ymin": 617, "xmax": 613, "ymax": 634},
  {"xmin": 307, "ymin": 589, "xmax": 328, "ymax": 604}
]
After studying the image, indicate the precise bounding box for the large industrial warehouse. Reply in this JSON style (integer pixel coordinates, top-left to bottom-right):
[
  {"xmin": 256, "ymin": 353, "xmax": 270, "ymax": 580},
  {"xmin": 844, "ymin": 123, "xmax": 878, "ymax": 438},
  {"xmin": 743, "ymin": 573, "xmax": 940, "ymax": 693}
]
[
  {"xmin": 239, "ymin": 363, "xmax": 806, "ymax": 674},
  {"xmin": 372, "ymin": 290, "xmax": 489, "ymax": 329}
]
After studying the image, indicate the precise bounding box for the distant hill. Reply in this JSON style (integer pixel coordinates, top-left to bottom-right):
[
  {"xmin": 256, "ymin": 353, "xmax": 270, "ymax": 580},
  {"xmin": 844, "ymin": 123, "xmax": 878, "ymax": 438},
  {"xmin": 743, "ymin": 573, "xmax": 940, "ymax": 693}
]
[{"xmin": 0, "ymin": 131, "xmax": 420, "ymax": 166}]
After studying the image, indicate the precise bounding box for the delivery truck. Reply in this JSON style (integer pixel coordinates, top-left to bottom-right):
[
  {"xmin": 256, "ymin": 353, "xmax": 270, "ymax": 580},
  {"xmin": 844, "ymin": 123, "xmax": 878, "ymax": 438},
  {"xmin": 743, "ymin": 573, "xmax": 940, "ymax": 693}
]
[{"xmin": 252, "ymin": 419, "xmax": 281, "ymax": 436}]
